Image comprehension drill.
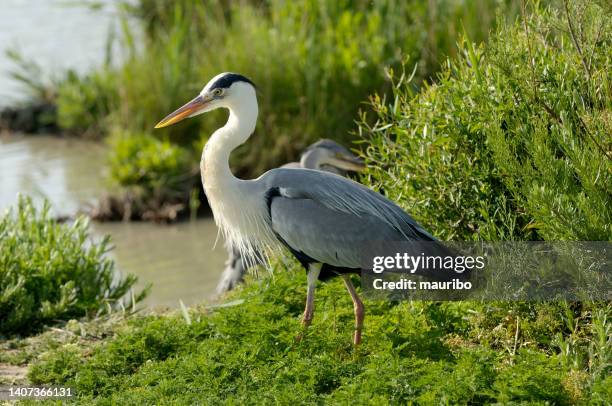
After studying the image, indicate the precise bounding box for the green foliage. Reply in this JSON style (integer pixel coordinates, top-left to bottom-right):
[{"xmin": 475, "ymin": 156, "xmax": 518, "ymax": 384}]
[
  {"xmin": 108, "ymin": 131, "xmax": 196, "ymax": 196},
  {"xmin": 360, "ymin": 1, "xmax": 611, "ymax": 241},
  {"xmin": 4, "ymin": 49, "xmax": 57, "ymax": 105},
  {"xmin": 56, "ymin": 70, "xmax": 118, "ymax": 135},
  {"xmin": 0, "ymin": 50, "xmax": 59, "ymax": 133},
  {"xmin": 26, "ymin": 268, "xmax": 611, "ymax": 404},
  {"xmin": 54, "ymin": 0, "xmax": 519, "ymax": 177},
  {"xmin": 99, "ymin": 131, "xmax": 198, "ymax": 220},
  {"xmin": 0, "ymin": 196, "xmax": 146, "ymax": 337}
]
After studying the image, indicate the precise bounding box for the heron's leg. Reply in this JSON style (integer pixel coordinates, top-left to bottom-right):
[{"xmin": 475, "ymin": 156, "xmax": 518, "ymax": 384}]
[
  {"xmin": 342, "ymin": 275, "xmax": 364, "ymax": 345},
  {"xmin": 302, "ymin": 263, "xmax": 321, "ymax": 327}
]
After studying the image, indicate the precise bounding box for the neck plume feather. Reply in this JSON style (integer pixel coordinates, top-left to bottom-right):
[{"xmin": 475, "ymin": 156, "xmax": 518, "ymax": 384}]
[{"xmin": 201, "ymin": 94, "xmax": 278, "ymax": 265}]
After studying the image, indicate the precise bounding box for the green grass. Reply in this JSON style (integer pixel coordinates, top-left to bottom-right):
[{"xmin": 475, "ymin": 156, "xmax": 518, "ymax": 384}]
[
  {"xmin": 359, "ymin": 0, "xmax": 611, "ymax": 241},
  {"xmin": 19, "ymin": 267, "xmax": 611, "ymax": 404},
  {"xmin": 0, "ymin": 196, "xmax": 147, "ymax": 337}
]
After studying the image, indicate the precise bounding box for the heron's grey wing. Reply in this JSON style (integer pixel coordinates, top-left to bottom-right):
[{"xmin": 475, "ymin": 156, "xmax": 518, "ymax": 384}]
[
  {"xmin": 262, "ymin": 168, "xmax": 436, "ymax": 241},
  {"xmin": 269, "ymin": 196, "xmax": 404, "ymax": 268}
]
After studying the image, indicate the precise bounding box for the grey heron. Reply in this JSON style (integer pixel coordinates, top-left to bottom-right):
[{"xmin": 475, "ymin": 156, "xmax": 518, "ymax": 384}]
[
  {"xmin": 155, "ymin": 72, "xmax": 441, "ymax": 345},
  {"xmin": 216, "ymin": 139, "xmax": 365, "ymax": 294}
]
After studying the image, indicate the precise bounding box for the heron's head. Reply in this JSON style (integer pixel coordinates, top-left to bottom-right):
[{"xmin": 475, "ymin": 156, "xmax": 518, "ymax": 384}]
[
  {"xmin": 300, "ymin": 139, "xmax": 365, "ymax": 174},
  {"xmin": 155, "ymin": 72, "xmax": 257, "ymax": 129}
]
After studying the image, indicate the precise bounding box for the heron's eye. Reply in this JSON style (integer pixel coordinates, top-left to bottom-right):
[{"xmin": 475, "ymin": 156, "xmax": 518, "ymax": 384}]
[{"xmin": 213, "ymin": 88, "xmax": 224, "ymax": 97}]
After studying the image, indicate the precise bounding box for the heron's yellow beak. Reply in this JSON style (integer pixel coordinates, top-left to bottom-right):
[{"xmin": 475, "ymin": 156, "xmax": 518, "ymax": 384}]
[{"xmin": 154, "ymin": 95, "xmax": 209, "ymax": 129}]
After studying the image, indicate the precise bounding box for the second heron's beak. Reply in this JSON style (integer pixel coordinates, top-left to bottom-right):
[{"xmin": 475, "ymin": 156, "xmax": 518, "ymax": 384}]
[
  {"xmin": 329, "ymin": 152, "xmax": 366, "ymax": 172},
  {"xmin": 154, "ymin": 95, "xmax": 210, "ymax": 129}
]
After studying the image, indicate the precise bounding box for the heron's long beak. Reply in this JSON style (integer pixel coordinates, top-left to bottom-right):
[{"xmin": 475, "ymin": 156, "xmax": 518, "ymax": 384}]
[
  {"xmin": 329, "ymin": 153, "xmax": 366, "ymax": 172},
  {"xmin": 154, "ymin": 95, "xmax": 210, "ymax": 129}
]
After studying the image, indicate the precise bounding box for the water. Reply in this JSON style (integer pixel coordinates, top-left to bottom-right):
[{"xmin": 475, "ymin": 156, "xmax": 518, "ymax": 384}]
[
  {"xmin": 0, "ymin": 1, "xmax": 227, "ymax": 307},
  {"xmin": 0, "ymin": 0, "xmax": 123, "ymax": 106},
  {"xmin": 0, "ymin": 134, "xmax": 106, "ymax": 214},
  {"xmin": 93, "ymin": 221, "xmax": 225, "ymax": 308},
  {"xmin": 0, "ymin": 135, "xmax": 226, "ymax": 308}
]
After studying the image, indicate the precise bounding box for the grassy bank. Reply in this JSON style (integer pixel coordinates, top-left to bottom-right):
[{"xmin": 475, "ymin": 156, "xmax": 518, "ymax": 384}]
[{"xmin": 2, "ymin": 268, "xmax": 608, "ymax": 403}]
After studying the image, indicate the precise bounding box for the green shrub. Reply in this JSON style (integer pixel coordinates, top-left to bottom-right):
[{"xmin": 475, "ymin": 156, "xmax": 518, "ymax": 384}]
[
  {"xmin": 0, "ymin": 196, "xmax": 146, "ymax": 337},
  {"xmin": 103, "ymin": 131, "xmax": 198, "ymax": 220},
  {"xmin": 56, "ymin": 69, "xmax": 118, "ymax": 135},
  {"xmin": 360, "ymin": 0, "xmax": 611, "ymax": 241},
  {"xmin": 108, "ymin": 131, "xmax": 196, "ymax": 195}
]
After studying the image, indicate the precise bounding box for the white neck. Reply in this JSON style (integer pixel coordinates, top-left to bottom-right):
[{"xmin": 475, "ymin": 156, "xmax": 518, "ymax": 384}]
[
  {"xmin": 202, "ymin": 100, "xmax": 258, "ymax": 183},
  {"xmin": 200, "ymin": 88, "xmax": 275, "ymax": 258}
]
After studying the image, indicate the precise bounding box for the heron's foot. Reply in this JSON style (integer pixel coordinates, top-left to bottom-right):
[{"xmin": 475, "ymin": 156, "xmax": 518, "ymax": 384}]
[
  {"xmin": 295, "ymin": 327, "xmax": 308, "ymax": 343},
  {"xmin": 296, "ymin": 311, "xmax": 313, "ymax": 342}
]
